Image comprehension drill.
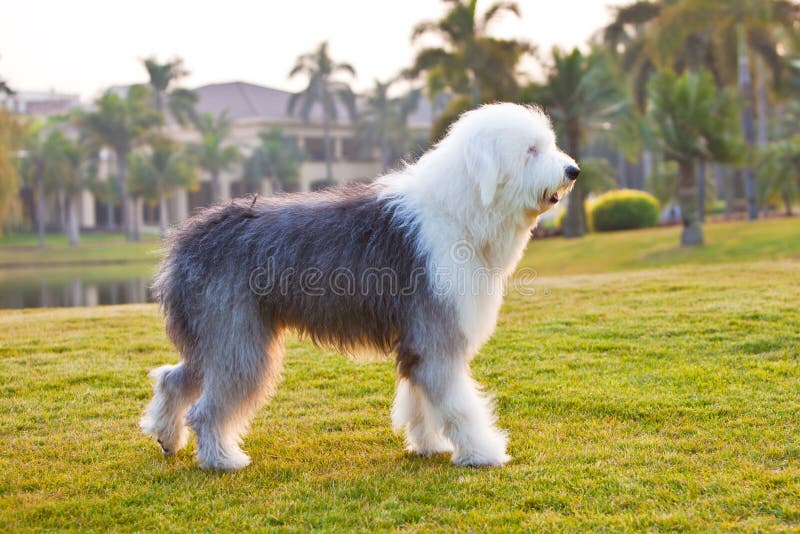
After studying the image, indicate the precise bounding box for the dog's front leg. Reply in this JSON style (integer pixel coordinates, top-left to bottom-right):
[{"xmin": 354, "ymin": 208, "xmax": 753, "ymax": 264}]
[{"xmin": 407, "ymin": 356, "xmax": 510, "ymax": 467}]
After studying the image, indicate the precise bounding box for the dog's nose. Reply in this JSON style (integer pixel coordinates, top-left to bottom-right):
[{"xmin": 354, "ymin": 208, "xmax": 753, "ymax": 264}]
[{"xmin": 565, "ymin": 165, "xmax": 580, "ymax": 180}]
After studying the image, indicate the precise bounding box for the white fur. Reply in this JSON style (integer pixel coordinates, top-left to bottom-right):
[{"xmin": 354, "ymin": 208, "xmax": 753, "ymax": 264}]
[
  {"xmin": 142, "ymin": 103, "xmax": 576, "ymax": 470},
  {"xmin": 382, "ymin": 103, "xmax": 577, "ymax": 466}
]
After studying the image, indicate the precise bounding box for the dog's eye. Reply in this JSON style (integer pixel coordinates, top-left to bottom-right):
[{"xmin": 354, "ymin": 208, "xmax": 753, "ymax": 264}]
[{"xmin": 527, "ymin": 145, "xmax": 538, "ymax": 156}]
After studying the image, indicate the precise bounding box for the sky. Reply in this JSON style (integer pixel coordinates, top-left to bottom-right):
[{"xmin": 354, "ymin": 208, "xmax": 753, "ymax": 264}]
[{"xmin": 0, "ymin": 0, "xmax": 628, "ymax": 101}]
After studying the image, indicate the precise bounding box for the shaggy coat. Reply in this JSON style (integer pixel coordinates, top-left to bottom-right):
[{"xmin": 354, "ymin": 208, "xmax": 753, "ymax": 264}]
[{"xmin": 141, "ymin": 103, "xmax": 579, "ymax": 470}]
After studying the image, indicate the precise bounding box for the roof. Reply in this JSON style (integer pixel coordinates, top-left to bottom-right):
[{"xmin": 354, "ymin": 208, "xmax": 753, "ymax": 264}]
[{"xmin": 192, "ymin": 81, "xmax": 437, "ymax": 128}]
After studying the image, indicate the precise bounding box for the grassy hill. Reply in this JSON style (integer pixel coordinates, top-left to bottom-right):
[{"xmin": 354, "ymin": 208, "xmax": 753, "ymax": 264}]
[{"xmin": 1, "ymin": 218, "xmax": 799, "ymax": 530}]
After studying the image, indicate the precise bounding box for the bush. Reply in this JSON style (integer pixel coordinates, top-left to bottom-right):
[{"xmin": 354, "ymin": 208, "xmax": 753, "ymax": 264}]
[{"xmin": 589, "ymin": 189, "xmax": 660, "ymax": 232}]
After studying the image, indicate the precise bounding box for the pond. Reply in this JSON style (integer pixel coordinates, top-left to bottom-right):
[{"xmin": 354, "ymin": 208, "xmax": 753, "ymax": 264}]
[{"xmin": 0, "ymin": 263, "xmax": 157, "ymax": 309}]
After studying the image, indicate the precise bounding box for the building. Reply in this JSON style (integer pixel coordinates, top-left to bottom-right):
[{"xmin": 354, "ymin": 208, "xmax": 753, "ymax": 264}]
[
  {"xmin": 1, "ymin": 90, "xmax": 80, "ymax": 116},
  {"xmin": 94, "ymin": 81, "xmax": 438, "ymax": 230}
]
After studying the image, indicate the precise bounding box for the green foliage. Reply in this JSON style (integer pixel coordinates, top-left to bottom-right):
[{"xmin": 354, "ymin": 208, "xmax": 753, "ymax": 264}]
[
  {"xmin": 142, "ymin": 56, "xmax": 197, "ymax": 126},
  {"xmin": 288, "ymin": 42, "xmax": 357, "ymax": 124},
  {"xmin": 648, "ymin": 69, "xmax": 741, "ymax": 164},
  {"xmin": 0, "ymin": 110, "xmax": 21, "ymax": 234},
  {"xmin": 428, "ymin": 95, "xmax": 472, "ymax": 145},
  {"xmin": 407, "ymin": 0, "xmax": 533, "ymax": 104},
  {"xmin": 588, "ymin": 189, "xmax": 660, "ymax": 232},
  {"xmin": 357, "ymin": 80, "xmax": 422, "ymax": 168},
  {"xmin": 128, "ymin": 136, "xmax": 197, "ymax": 204},
  {"xmin": 187, "ymin": 112, "xmax": 240, "ymax": 200},
  {"xmin": 758, "ymin": 135, "xmax": 800, "ymax": 214},
  {"xmin": 242, "ymin": 128, "xmax": 304, "ymax": 192}
]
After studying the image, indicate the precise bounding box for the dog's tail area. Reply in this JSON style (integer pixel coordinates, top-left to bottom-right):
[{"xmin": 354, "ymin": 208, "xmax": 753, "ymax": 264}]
[{"xmin": 140, "ymin": 363, "xmax": 200, "ymax": 455}]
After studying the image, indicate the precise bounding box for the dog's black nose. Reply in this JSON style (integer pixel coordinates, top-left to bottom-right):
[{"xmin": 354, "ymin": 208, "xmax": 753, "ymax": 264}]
[{"xmin": 566, "ymin": 165, "xmax": 580, "ymax": 180}]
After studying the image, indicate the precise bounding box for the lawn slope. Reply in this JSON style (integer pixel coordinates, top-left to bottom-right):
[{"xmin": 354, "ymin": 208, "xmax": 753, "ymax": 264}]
[{"xmin": 1, "ymin": 259, "xmax": 798, "ymax": 531}]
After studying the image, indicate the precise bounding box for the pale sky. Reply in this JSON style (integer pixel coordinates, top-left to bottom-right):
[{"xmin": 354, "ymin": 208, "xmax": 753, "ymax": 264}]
[{"xmin": 0, "ymin": 0, "xmax": 627, "ymax": 101}]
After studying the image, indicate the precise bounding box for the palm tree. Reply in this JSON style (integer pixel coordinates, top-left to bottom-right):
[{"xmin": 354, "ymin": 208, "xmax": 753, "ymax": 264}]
[
  {"xmin": 357, "ymin": 80, "xmax": 422, "ymax": 170},
  {"xmin": 648, "ymin": 0, "xmax": 800, "ymax": 220},
  {"xmin": 408, "ymin": 0, "xmax": 532, "ymax": 106},
  {"xmin": 143, "ymin": 56, "xmax": 197, "ymax": 127},
  {"xmin": 758, "ymin": 136, "xmax": 800, "ymax": 216},
  {"xmin": 525, "ymin": 47, "xmax": 626, "ymax": 237},
  {"xmin": 18, "ymin": 119, "xmax": 51, "ymax": 248},
  {"xmin": 0, "ymin": 110, "xmax": 21, "ymax": 238},
  {"xmin": 129, "ymin": 136, "xmax": 197, "ymax": 236},
  {"xmin": 143, "ymin": 57, "xmax": 197, "ymax": 229},
  {"xmin": 79, "ymin": 85, "xmax": 160, "ymax": 241},
  {"xmin": 288, "ymin": 42, "xmax": 357, "ymax": 182},
  {"xmin": 648, "ymin": 69, "xmax": 741, "ymax": 246},
  {"xmin": 42, "ymin": 129, "xmax": 84, "ymax": 245},
  {"xmin": 242, "ymin": 128, "xmax": 304, "ymax": 193},
  {"xmin": 188, "ymin": 112, "xmax": 240, "ymax": 203}
]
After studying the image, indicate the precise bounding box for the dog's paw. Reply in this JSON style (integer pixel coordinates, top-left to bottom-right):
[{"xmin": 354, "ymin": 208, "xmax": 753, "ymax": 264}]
[
  {"xmin": 197, "ymin": 449, "xmax": 251, "ymax": 471},
  {"xmin": 451, "ymin": 450, "xmax": 511, "ymax": 467},
  {"xmin": 407, "ymin": 437, "xmax": 454, "ymax": 457}
]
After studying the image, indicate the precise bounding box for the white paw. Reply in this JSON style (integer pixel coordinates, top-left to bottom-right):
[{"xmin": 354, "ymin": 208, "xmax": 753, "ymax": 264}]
[
  {"xmin": 198, "ymin": 449, "xmax": 251, "ymax": 471},
  {"xmin": 407, "ymin": 435, "xmax": 454, "ymax": 457},
  {"xmin": 452, "ymin": 449, "xmax": 511, "ymax": 467}
]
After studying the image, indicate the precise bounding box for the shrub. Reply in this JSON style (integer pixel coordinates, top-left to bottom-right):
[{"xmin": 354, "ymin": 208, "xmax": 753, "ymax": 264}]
[{"xmin": 589, "ymin": 189, "xmax": 660, "ymax": 232}]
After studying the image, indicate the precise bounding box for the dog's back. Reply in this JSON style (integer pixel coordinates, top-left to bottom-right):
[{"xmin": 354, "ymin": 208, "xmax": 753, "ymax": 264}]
[{"xmin": 152, "ymin": 183, "xmax": 438, "ymax": 359}]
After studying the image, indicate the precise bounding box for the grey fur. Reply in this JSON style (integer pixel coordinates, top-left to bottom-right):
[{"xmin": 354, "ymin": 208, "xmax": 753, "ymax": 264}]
[{"xmin": 143, "ymin": 183, "xmax": 465, "ymax": 470}]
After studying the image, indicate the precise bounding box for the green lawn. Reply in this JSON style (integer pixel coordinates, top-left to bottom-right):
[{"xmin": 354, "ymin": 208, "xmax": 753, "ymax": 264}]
[
  {"xmin": 1, "ymin": 220, "xmax": 799, "ymax": 531},
  {"xmin": 0, "ymin": 232, "xmax": 161, "ymax": 268}
]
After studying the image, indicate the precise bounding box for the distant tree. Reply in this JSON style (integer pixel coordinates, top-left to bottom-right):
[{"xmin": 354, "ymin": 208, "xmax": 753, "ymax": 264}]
[
  {"xmin": 524, "ymin": 47, "xmax": 626, "ymax": 237},
  {"xmin": 357, "ymin": 80, "xmax": 422, "ymax": 170},
  {"xmin": 288, "ymin": 42, "xmax": 357, "ymax": 182},
  {"xmin": 79, "ymin": 85, "xmax": 160, "ymax": 241},
  {"xmin": 648, "ymin": 69, "xmax": 741, "ymax": 246},
  {"xmin": 129, "ymin": 136, "xmax": 197, "ymax": 236},
  {"xmin": 188, "ymin": 112, "xmax": 240, "ymax": 203},
  {"xmin": 0, "ymin": 110, "xmax": 21, "ymax": 237},
  {"xmin": 143, "ymin": 56, "xmax": 197, "ymax": 127},
  {"xmin": 758, "ymin": 136, "xmax": 800, "ymax": 216},
  {"xmin": 242, "ymin": 128, "xmax": 304, "ymax": 193},
  {"xmin": 408, "ymin": 0, "xmax": 533, "ymax": 106},
  {"xmin": 18, "ymin": 119, "xmax": 51, "ymax": 247},
  {"xmin": 42, "ymin": 129, "xmax": 84, "ymax": 245},
  {"xmin": 647, "ymin": 0, "xmax": 800, "ymax": 220}
]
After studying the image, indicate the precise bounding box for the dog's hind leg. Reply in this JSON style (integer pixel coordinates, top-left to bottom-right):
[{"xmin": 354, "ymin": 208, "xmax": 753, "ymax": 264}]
[
  {"xmin": 140, "ymin": 361, "xmax": 202, "ymax": 455},
  {"xmin": 392, "ymin": 378, "xmax": 453, "ymax": 456},
  {"xmin": 185, "ymin": 326, "xmax": 284, "ymax": 471}
]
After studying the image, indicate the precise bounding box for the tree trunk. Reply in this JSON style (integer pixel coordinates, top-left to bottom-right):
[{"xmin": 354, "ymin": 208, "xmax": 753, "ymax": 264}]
[
  {"xmin": 642, "ymin": 149, "xmax": 653, "ymax": 190},
  {"xmin": 782, "ymin": 189, "xmax": 793, "ymax": 216},
  {"xmin": 677, "ymin": 159, "xmax": 703, "ymax": 246},
  {"xmin": 131, "ymin": 197, "xmax": 141, "ymax": 242},
  {"xmin": 65, "ymin": 193, "xmax": 80, "ymax": 246},
  {"xmin": 158, "ymin": 191, "xmax": 169, "ymax": 238},
  {"xmin": 562, "ymin": 128, "xmax": 585, "ymax": 238},
  {"xmin": 106, "ymin": 200, "xmax": 114, "ymax": 231},
  {"xmin": 737, "ymin": 22, "xmax": 758, "ymax": 220},
  {"xmin": 35, "ymin": 158, "xmax": 46, "ymax": 249},
  {"xmin": 323, "ymin": 112, "xmax": 333, "ymax": 181},
  {"xmin": 755, "ymin": 56, "xmax": 769, "ymax": 147},
  {"xmin": 697, "ymin": 159, "xmax": 706, "ymax": 223},
  {"xmin": 116, "ymin": 151, "xmax": 132, "ymax": 240}
]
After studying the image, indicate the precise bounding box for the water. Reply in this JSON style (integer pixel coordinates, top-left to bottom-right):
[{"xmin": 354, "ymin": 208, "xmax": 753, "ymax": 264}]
[{"xmin": 0, "ymin": 264, "xmax": 156, "ymax": 309}]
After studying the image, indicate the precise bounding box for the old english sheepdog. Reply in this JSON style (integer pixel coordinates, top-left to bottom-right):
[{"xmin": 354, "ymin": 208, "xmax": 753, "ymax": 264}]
[{"xmin": 141, "ymin": 102, "xmax": 580, "ymax": 470}]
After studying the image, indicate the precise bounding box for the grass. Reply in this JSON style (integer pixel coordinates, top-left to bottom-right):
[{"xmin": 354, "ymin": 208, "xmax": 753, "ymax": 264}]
[
  {"xmin": 521, "ymin": 217, "xmax": 800, "ymax": 276},
  {"xmin": 0, "ymin": 232, "xmax": 160, "ymax": 268},
  {"xmin": 1, "ymin": 219, "xmax": 799, "ymax": 530}
]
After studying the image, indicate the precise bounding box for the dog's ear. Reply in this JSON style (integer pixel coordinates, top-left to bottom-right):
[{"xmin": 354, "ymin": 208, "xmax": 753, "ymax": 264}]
[{"xmin": 465, "ymin": 134, "xmax": 500, "ymax": 206}]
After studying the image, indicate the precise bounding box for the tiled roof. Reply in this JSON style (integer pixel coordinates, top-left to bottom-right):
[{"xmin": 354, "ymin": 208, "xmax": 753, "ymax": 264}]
[{"xmin": 193, "ymin": 81, "xmax": 436, "ymax": 127}]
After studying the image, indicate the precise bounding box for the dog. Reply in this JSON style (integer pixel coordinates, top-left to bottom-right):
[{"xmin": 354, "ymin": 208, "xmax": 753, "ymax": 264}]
[{"xmin": 141, "ymin": 102, "xmax": 579, "ymax": 470}]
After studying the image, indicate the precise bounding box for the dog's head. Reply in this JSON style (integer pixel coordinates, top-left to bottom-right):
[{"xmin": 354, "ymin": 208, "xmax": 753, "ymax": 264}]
[{"xmin": 446, "ymin": 103, "xmax": 579, "ymax": 214}]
